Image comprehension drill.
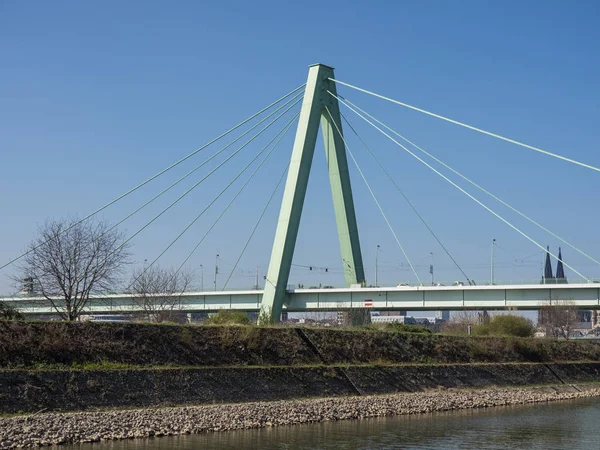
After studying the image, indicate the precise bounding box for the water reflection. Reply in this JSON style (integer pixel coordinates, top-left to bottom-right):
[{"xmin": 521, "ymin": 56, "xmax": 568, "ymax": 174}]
[{"xmin": 69, "ymin": 398, "xmax": 598, "ymax": 449}]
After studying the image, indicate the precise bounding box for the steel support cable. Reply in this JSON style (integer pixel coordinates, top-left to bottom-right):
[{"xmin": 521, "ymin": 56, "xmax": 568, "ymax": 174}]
[
  {"xmin": 171, "ymin": 112, "xmax": 299, "ymax": 279},
  {"xmin": 342, "ymin": 97, "xmax": 600, "ymax": 270},
  {"xmin": 133, "ymin": 112, "xmax": 300, "ymax": 288},
  {"xmin": 340, "ymin": 112, "xmax": 472, "ymax": 284},
  {"xmin": 222, "ymin": 164, "xmax": 290, "ymax": 290},
  {"xmin": 113, "ymin": 97, "xmax": 302, "ymax": 257},
  {"xmin": 91, "ymin": 90, "xmax": 305, "ymax": 243},
  {"xmin": 0, "ymin": 84, "xmax": 306, "ymax": 272},
  {"xmin": 331, "ymin": 92, "xmax": 590, "ymax": 281},
  {"xmin": 324, "ymin": 107, "xmax": 423, "ymax": 286},
  {"xmin": 329, "ymin": 78, "xmax": 600, "ymax": 174}
]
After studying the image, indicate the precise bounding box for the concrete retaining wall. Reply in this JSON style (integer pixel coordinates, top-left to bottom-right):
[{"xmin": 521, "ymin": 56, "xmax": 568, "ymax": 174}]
[{"xmin": 2, "ymin": 362, "xmax": 600, "ymax": 414}]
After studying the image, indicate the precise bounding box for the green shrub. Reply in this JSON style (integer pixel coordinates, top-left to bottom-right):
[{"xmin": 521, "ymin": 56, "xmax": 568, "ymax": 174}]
[
  {"xmin": 0, "ymin": 303, "xmax": 23, "ymax": 321},
  {"xmin": 384, "ymin": 322, "xmax": 432, "ymax": 334},
  {"xmin": 257, "ymin": 307, "xmax": 273, "ymax": 325},
  {"xmin": 204, "ymin": 310, "xmax": 251, "ymax": 326},
  {"xmin": 475, "ymin": 315, "xmax": 535, "ymax": 338},
  {"xmin": 473, "ymin": 324, "xmax": 491, "ymax": 336}
]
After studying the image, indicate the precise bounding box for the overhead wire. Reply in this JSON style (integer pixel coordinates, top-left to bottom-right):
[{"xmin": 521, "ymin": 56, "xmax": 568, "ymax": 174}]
[
  {"xmin": 324, "ymin": 106, "xmax": 423, "ymax": 286},
  {"xmin": 129, "ymin": 109, "xmax": 302, "ymax": 285},
  {"xmin": 493, "ymin": 241, "xmax": 519, "ymax": 262},
  {"xmin": 329, "ymin": 78, "xmax": 600, "ymax": 173},
  {"xmin": 171, "ymin": 111, "xmax": 300, "ymax": 279},
  {"xmin": 291, "ymin": 263, "xmax": 334, "ymax": 271},
  {"xmin": 0, "ymin": 83, "xmax": 306, "ymax": 272},
  {"xmin": 519, "ymin": 251, "xmax": 545, "ymax": 262},
  {"xmin": 340, "ymin": 111, "xmax": 472, "ymax": 284},
  {"xmin": 330, "ymin": 91, "xmax": 590, "ymax": 281},
  {"xmin": 341, "ymin": 97, "xmax": 600, "ymax": 270}
]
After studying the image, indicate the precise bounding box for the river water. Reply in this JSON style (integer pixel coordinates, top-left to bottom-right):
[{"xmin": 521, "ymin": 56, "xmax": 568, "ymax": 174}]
[{"xmin": 67, "ymin": 397, "xmax": 599, "ymax": 449}]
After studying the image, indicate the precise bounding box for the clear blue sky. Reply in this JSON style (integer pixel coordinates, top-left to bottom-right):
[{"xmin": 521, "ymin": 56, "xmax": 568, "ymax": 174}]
[{"xmin": 1, "ymin": 0, "xmax": 599, "ymax": 295}]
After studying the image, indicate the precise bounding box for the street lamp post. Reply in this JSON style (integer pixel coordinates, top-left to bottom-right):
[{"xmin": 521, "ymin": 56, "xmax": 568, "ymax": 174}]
[
  {"xmin": 375, "ymin": 245, "xmax": 380, "ymax": 287},
  {"xmin": 199, "ymin": 264, "xmax": 204, "ymax": 291},
  {"xmin": 491, "ymin": 239, "xmax": 496, "ymax": 285},
  {"xmin": 429, "ymin": 252, "xmax": 434, "ymax": 285},
  {"xmin": 214, "ymin": 254, "xmax": 219, "ymax": 291}
]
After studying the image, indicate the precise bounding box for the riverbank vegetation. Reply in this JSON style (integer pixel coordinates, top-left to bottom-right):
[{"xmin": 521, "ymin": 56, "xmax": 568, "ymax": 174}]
[
  {"xmin": 1, "ymin": 320, "xmax": 599, "ymax": 370},
  {"xmin": 474, "ymin": 314, "xmax": 535, "ymax": 337},
  {"xmin": 0, "ymin": 303, "xmax": 22, "ymax": 321},
  {"xmin": 441, "ymin": 311, "xmax": 536, "ymax": 338},
  {"xmin": 203, "ymin": 310, "xmax": 251, "ymax": 325}
]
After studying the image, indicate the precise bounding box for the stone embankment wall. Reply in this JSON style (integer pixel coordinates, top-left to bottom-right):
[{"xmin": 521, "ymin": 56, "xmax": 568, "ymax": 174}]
[{"xmin": 1, "ymin": 321, "xmax": 600, "ymax": 414}]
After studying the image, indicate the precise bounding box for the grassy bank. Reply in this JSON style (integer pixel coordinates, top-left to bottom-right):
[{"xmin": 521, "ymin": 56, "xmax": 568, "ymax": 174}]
[{"xmin": 1, "ymin": 321, "xmax": 600, "ymax": 369}]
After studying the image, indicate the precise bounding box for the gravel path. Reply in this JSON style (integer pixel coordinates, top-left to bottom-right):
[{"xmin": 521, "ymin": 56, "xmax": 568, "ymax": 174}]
[{"xmin": 1, "ymin": 385, "xmax": 599, "ymax": 449}]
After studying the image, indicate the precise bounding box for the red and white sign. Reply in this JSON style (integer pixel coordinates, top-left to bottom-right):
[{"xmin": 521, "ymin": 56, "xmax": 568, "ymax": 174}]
[{"xmin": 364, "ymin": 299, "xmax": 373, "ymax": 307}]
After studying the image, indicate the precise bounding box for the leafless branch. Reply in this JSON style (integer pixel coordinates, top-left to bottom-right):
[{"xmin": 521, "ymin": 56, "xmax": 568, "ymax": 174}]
[
  {"xmin": 13, "ymin": 218, "xmax": 132, "ymax": 321},
  {"xmin": 129, "ymin": 266, "xmax": 192, "ymax": 323},
  {"xmin": 538, "ymin": 299, "xmax": 579, "ymax": 339}
]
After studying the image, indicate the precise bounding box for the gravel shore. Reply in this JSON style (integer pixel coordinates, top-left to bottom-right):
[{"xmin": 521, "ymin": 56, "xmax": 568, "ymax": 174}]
[{"xmin": 1, "ymin": 385, "xmax": 599, "ymax": 449}]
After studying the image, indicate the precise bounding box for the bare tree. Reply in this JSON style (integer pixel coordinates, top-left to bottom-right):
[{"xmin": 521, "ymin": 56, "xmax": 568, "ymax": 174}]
[
  {"xmin": 129, "ymin": 266, "xmax": 192, "ymax": 323},
  {"xmin": 347, "ymin": 309, "xmax": 372, "ymax": 326},
  {"xmin": 441, "ymin": 310, "xmax": 480, "ymax": 334},
  {"xmin": 297, "ymin": 310, "xmax": 337, "ymax": 326},
  {"xmin": 14, "ymin": 218, "xmax": 131, "ymax": 321},
  {"xmin": 538, "ymin": 299, "xmax": 579, "ymax": 339}
]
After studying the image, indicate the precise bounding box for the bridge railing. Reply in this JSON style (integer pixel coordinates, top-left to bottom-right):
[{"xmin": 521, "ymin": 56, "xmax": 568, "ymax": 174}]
[
  {"xmin": 286, "ymin": 277, "xmax": 600, "ymax": 290},
  {"xmin": 0, "ymin": 286, "xmax": 265, "ymax": 298},
  {"xmin": 3, "ymin": 277, "xmax": 600, "ymax": 299}
]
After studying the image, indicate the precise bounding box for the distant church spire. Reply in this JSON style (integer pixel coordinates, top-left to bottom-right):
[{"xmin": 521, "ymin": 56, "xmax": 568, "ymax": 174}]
[
  {"xmin": 544, "ymin": 246, "xmax": 553, "ymax": 280},
  {"xmin": 556, "ymin": 247, "xmax": 566, "ymax": 280}
]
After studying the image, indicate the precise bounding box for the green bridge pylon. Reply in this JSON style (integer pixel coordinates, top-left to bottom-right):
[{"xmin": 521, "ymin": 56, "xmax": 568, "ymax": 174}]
[{"xmin": 260, "ymin": 63, "xmax": 366, "ymax": 323}]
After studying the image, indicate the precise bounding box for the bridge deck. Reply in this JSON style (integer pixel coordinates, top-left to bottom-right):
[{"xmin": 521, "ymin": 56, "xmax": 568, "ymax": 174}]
[{"xmin": 2, "ymin": 283, "xmax": 599, "ymax": 315}]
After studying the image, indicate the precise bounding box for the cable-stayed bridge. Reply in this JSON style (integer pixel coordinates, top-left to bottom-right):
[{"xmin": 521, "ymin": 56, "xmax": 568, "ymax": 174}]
[{"xmin": 2, "ymin": 63, "xmax": 599, "ymax": 321}]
